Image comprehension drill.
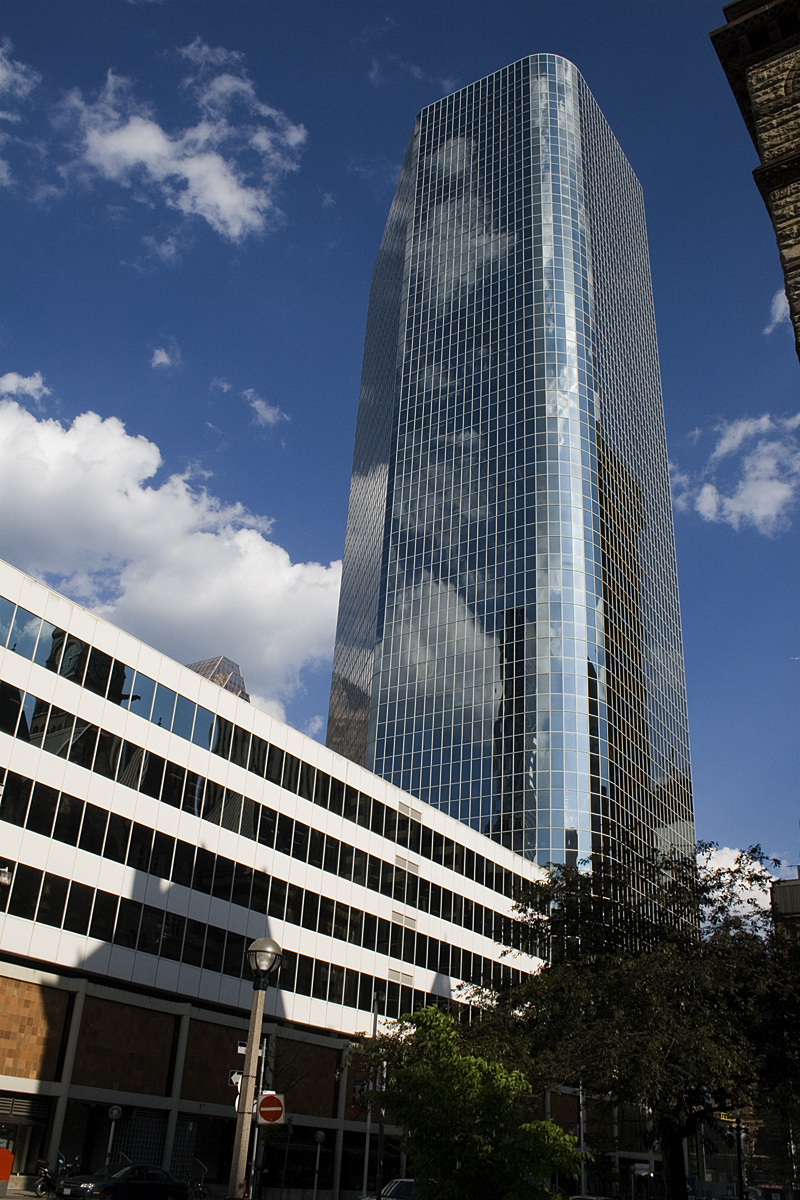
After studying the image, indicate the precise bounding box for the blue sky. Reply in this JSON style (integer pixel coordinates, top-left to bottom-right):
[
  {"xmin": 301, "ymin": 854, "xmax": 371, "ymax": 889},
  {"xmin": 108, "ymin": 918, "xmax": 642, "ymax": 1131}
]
[{"xmin": 1, "ymin": 0, "xmax": 797, "ymax": 867}]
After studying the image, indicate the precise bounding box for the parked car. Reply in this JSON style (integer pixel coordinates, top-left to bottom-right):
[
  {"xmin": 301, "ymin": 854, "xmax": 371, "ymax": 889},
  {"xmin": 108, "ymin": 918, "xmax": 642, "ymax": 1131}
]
[
  {"xmin": 55, "ymin": 1164, "xmax": 190, "ymax": 1200},
  {"xmin": 366, "ymin": 1180, "xmax": 417, "ymax": 1200}
]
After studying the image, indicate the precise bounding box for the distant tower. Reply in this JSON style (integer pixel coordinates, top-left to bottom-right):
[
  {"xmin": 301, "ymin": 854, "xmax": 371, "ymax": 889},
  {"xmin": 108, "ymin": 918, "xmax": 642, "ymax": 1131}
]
[
  {"xmin": 712, "ymin": 0, "xmax": 800, "ymax": 362},
  {"xmin": 328, "ymin": 55, "xmax": 695, "ymax": 883}
]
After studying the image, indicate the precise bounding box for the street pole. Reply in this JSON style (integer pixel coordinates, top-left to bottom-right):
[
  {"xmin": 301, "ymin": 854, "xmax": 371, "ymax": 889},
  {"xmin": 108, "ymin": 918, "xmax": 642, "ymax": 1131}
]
[
  {"xmin": 361, "ymin": 993, "xmax": 379, "ymax": 1199},
  {"xmin": 227, "ymin": 938, "xmax": 282, "ymax": 1200},
  {"xmin": 312, "ymin": 1131, "xmax": 325, "ymax": 1200},
  {"xmin": 735, "ymin": 1117, "xmax": 746, "ymax": 1200}
]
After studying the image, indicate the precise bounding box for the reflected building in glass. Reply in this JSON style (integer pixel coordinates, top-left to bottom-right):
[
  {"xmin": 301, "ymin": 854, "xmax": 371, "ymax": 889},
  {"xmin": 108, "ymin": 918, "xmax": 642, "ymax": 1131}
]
[{"xmin": 327, "ymin": 55, "xmax": 695, "ymax": 880}]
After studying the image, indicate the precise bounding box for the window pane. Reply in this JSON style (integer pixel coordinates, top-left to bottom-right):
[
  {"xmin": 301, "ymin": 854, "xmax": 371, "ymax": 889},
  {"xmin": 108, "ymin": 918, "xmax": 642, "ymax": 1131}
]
[
  {"xmin": 212, "ymin": 857, "xmax": 234, "ymax": 902},
  {"xmin": 182, "ymin": 919, "xmax": 205, "ymax": 966},
  {"xmin": 171, "ymin": 694, "xmax": 195, "ymax": 741},
  {"xmin": 0, "ymin": 681, "xmax": 22, "ymax": 736},
  {"xmin": 202, "ymin": 780, "xmax": 224, "ymax": 825},
  {"xmin": 297, "ymin": 762, "xmax": 314, "ymax": 801},
  {"xmin": 151, "ymin": 684, "xmax": 176, "ymax": 731},
  {"xmin": 116, "ymin": 742, "xmax": 144, "ymax": 791},
  {"xmin": 37, "ymin": 873, "xmax": 68, "ymax": 927},
  {"xmin": 171, "ymin": 841, "xmax": 194, "ymax": 888},
  {"xmin": 0, "ymin": 772, "xmax": 32, "ymax": 827},
  {"xmin": 84, "ymin": 648, "xmax": 113, "ymax": 698},
  {"xmin": 231, "ymin": 863, "xmax": 253, "ymax": 908},
  {"xmin": 248, "ymin": 735, "xmax": 268, "ymax": 777},
  {"xmin": 103, "ymin": 814, "xmax": 131, "ymax": 863},
  {"xmin": 193, "ymin": 848, "xmax": 215, "ymax": 893},
  {"xmin": 94, "ymin": 731, "xmax": 121, "ymax": 780},
  {"xmin": 53, "ymin": 793, "xmax": 84, "ymax": 846},
  {"xmin": 230, "ymin": 726, "xmax": 250, "ymax": 769},
  {"xmin": 161, "ymin": 763, "xmax": 186, "ymax": 808},
  {"xmin": 79, "ymin": 804, "xmax": 108, "ymax": 855},
  {"xmin": 128, "ymin": 671, "xmax": 156, "ymax": 720},
  {"xmin": 137, "ymin": 905, "xmax": 163, "ymax": 955},
  {"xmin": 64, "ymin": 881, "xmax": 94, "ymax": 935},
  {"xmin": 182, "ymin": 772, "xmax": 205, "ymax": 818},
  {"xmin": 313, "ymin": 771, "xmax": 330, "ymax": 807},
  {"xmin": 0, "ymin": 596, "xmax": 15, "ymax": 646},
  {"xmin": 26, "ymin": 783, "xmax": 59, "ymax": 837},
  {"xmin": 33, "ymin": 622, "xmax": 62, "ymax": 670},
  {"xmin": 150, "ymin": 832, "xmax": 174, "ymax": 879},
  {"xmin": 44, "ymin": 707, "xmax": 75, "ymax": 758},
  {"xmin": 127, "ymin": 823, "xmax": 153, "ymax": 872},
  {"xmin": 139, "ymin": 752, "xmax": 165, "ymax": 800},
  {"xmin": 7, "ymin": 607, "xmax": 41, "ymax": 660},
  {"xmin": 160, "ymin": 912, "xmax": 185, "ymax": 960},
  {"xmin": 59, "ymin": 635, "xmax": 89, "ymax": 685},
  {"xmin": 69, "ymin": 722, "xmax": 99, "ymax": 770},
  {"xmin": 192, "ymin": 707, "xmax": 214, "ymax": 750},
  {"xmin": 212, "ymin": 717, "xmax": 233, "ymax": 759},
  {"xmin": 203, "ymin": 926, "xmax": 225, "ymax": 972},
  {"xmin": 240, "ymin": 796, "xmax": 258, "ymax": 841},
  {"xmin": 114, "ymin": 898, "xmax": 142, "ymax": 948},
  {"xmin": 221, "ymin": 791, "xmax": 242, "ymax": 835},
  {"xmin": 251, "ymin": 870, "xmax": 269, "ymax": 914},
  {"xmin": 222, "ymin": 931, "xmax": 245, "ymax": 978},
  {"xmin": 107, "ymin": 660, "xmax": 133, "ymax": 706},
  {"xmin": 90, "ymin": 891, "xmax": 118, "ymax": 941}
]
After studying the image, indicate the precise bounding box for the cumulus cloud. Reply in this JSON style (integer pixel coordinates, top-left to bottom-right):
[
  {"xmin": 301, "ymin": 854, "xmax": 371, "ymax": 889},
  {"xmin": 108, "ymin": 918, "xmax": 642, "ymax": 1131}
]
[
  {"xmin": 0, "ymin": 397, "xmax": 341, "ymax": 719},
  {"xmin": 764, "ymin": 289, "xmax": 790, "ymax": 335},
  {"xmin": 243, "ymin": 388, "xmax": 288, "ymax": 427},
  {"xmin": 58, "ymin": 39, "xmax": 306, "ymax": 243},
  {"xmin": 671, "ymin": 411, "xmax": 800, "ymax": 535},
  {"xmin": 0, "ymin": 370, "xmax": 51, "ymax": 404},
  {"xmin": 150, "ymin": 348, "xmax": 171, "ymax": 368}
]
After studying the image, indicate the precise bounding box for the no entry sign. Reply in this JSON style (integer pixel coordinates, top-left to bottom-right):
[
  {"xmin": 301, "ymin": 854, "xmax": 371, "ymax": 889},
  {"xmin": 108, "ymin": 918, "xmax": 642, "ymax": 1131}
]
[{"xmin": 256, "ymin": 1092, "xmax": 286, "ymax": 1125}]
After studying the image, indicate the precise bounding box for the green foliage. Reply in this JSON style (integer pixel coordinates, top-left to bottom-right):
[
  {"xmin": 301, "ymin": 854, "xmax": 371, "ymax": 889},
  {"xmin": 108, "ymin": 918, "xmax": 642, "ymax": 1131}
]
[{"xmin": 359, "ymin": 1006, "xmax": 584, "ymax": 1200}]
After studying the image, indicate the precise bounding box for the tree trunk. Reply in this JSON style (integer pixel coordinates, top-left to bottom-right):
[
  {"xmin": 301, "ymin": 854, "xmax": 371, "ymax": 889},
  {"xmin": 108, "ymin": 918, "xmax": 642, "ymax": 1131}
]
[{"xmin": 659, "ymin": 1118, "xmax": 688, "ymax": 1200}]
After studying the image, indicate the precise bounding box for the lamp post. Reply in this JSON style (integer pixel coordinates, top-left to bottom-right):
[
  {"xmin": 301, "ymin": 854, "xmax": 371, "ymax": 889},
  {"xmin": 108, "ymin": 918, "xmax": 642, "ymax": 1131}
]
[{"xmin": 227, "ymin": 937, "xmax": 282, "ymax": 1200}]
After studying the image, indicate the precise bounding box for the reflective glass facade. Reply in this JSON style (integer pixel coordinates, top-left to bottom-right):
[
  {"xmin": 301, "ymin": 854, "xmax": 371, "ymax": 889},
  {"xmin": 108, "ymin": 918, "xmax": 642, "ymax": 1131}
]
[{"xmin": 328, "ymin": 55, "xmax": 694, "ymax": 877}]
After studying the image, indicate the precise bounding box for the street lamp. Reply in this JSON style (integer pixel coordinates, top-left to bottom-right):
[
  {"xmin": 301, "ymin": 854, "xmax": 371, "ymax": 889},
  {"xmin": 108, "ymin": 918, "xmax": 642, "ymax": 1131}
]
[{"xmin": 227, "ymin": 938, "xmax": 282, "ymax": 1199}]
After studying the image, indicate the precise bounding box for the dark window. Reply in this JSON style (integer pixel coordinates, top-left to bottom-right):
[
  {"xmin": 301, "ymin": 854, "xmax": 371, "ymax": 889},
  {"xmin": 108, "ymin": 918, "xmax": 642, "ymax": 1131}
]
[
  {"xmin": 295, "ymin": 955, "xmax": 313, "ymax": 995},
  {"xmin": 268, "ymin": 877, "xmax": 286, "ymax": 919},
  {"xmin": 202, "ymin": 780, "xmax": 225, "ymax": 825},
  {"xmin": 285, "ymin": 883, "xmax": 303, "ymax": 925},
  {"xmin": 417, "ymin": 878, "xmax": 430, "ymax": 913},
  {"xmin": 452, "ymin": 893, "xmax": 463, "ymax": 926},
  {"xmin": 59, "ymin": 635, "xmax": 89, "ymax": 684},
  {"xmin": 37, "ymin": 873, "xmax": 68, "ymax": 926},
  {"xmin": 302, "ymin": 892, "xmax": 319, "ymax": 931},
  {"xmin": 90, "ymin": 891, "xmax": 118, "ymax": 941},
  {"xmin": 53, "ymin": 793, "xmax": 83, "ymax": 846},
  {"xmin": 442, "ymin": 839, "xmax": 454, "ymax": 871},
  {"xmin": 116, "ymin": 741, "xmax": 143, "ymax": 791},
  {"xmin": 107, "ymin": 659, "xmax": 131, "ymax": 707},
  {"xmin": 451, "ymin": 946, "xmax": 462, "ymax": 981},
  {"xmin": 172, "ymin": 695, "xmax": 195, "ymax": 742},
  {"xmin": 328, "ymin": 963, "xmax": 344, "ymax": 1006},
  {"xmin": 463, "ymin": 898, "xmax": 473, "ymax": 931},
  {"xmin": 93, "ymin": 731, "xmax": 121, "ymax": 780},
  {"xmin": 352, "ymin": 848, "xmax": 367, "ymax": 888},
  {"xmin": 438, "ymin": 942, "xmax": 451, "ymax": 976},
  {"xmin": 222, "ymin": 791, "xmax": 242, "ymax": 835},
  {"xmin": 405, "ymin": 875, "xmax": 418, "ymax": 909},
  {"xmin": 212, "ymin": 856, "xmax": 234, "ymax": 902},
  {"xmin": 474, "ymin": 854, "xmax": 485, "ymax": 887},
  {"xmin": 161, "ymin": 763, "xmax": 186, "ymax": 808},
  {"xmin": 138, "ymin": 905, "xmax": 163, "ymax": 955},
  {"xmin": 231, "ymin": 863, "xmax": 253, "ymax": 908},
  {"xmin": 427, "ymin": 937, "xmax": 439, "ymax": 973},
  {"xmin": 357, "ymin": 793, "xmax": 372, "ymax": 830},
  {"xmin": 266, "ymin": 746, "xmax": 283, "ymax": 785},
  {"xmin": 291, "ymin": 821, "xmax": 309, "ymax": 862},
  {"xmin": 171, "ymin": 841, "xmax": 194, "ymax": 888},
  {"xmin": 390, "ymin": 923, "xmax": 403, "ymax": 959},
  {"xmin": 415, "ymin": 933, "xmax": 428, "ymax": 968},
  {"xmin": 182, "ymin": 772, "xmax": 205, "ymax": 818},
  {"xmin": 84, "ymin": 647, "xmax": 113, "ymax": 697},
  {"xmin": 240, "ymin": 796, "xmax": 259, "ymax": 841},
  {"xmin": 344, "ymin": 969, "xmax": 359, "ymax": 1009},
  {"xmin": 212, "ymin": 717, "xmax": 233, "ymax": 760},
  {"xmin": 1, "ymin": 772, "xmax": 32, "ymax": 827},
  {"xmin": 160, "ymin": 912, "xmax": 185, "ymax": 961},
  {"xmin": 182, "ymin": 919, "xmax": 206, "ymax": 966},
  {"xmin": 323, "ymin": 836, "xmax": 340, "ymax": 875},
  {"xmin": 151, "ymin": 685, "xmax": 175, "ymax": 732},
  {"xmin": 461, "ymin": 949, "xmax": 472, "ymax": 983},
  {"xmin": 453, "ymin": 843, "xmax": 464, "ymax": 874},
  {"xmin": 203, "ymin": 926, "xmax": 225, "ymax": 973},
  {"xmin": 104, "ymin": 813, "xmax": 131, "ymax": 863},
  {"xmin": 277, "ymin": 950, "xmax": 296, "ymax": 993},
  {"xmin": 358, "ymin": 973, "xmax": 374, "ymax": 1012},
  {"xmin": 441, "ymin": 889, "xmax": 452, "ymax": 924},
  {"xmin": 328, "ymin": 778, "xmax": 344, "ymax": 815},
  {"xmin": 433, "ymin": 832, "xmax": 444, "ymax": 864},
  {"xmin": 114, "ymin": 898, "xmax": 142, "ymax": 948},
  {"xmin": 313, "ymin": 770, "xmax": 330, "ymax": 807},
  {"xmin": 223, "ymin": 931, "xmax": 246, "ymax": 977},
  {"xmin": 362, "ymin": 912, "xmax": 376, "ymax": 951},
  {"xmin": 344, "ymin": 786, "xmax": 359, "ymax": 823},
  {"xmin": 331, "ymin": 900, "xmax": 346, "ymax": 940},
  {"xmin": 68, "ymin": 722, "xmax": 98, "ymax": 770},
  {"xmin": 380, "ymin": 864, "xmax": 393, "ymax": 898},
  {"xmin": 308, "ymin": 829, "xmax": 324, "ymax": 869},
  {"xmin": 371, "ymin": 800, "xmax": 385, "ymax": 837},
  {"xmin": 257, "ymin": 806, "xmax": 276, "ymax": 848},
  {"xmin": 297, "ymin": 761, "xmax": 315, "ymax": 801},
  {"xmin": 408, "ymin": 820, "xmax": 421, "ymax": 855},
  {"xmin": 384, "ymin": 808, "xmax": 397, "ymax": 843},
  {"xmin": 251, "ymin": 871, "xmax": 269, "ymax": 914},
  {"xmin": 64, "ymin": 881, "xmax": 94, "ymax": 935},
  {"xmin": 79, "ymin": 804, "xmax": 108, "ymax": 855},
  {"xmin": 127, "ymin": 823, "xmax": 153, "ymax": 872},
  {"xmin": 348, "ymin": 908, "xmax": 363, "ymax": 946},
  {"xmin": 282, "ymin": 754, "xmax": 300, "ymax": 793},
  {"xmin": 192, "ymin": 706, "xmax": 214, "ymax": 750},
  {"xmin": 312, "ymin": 961, "xmax": 329, "ymax": 1001},
  {"xmin": 393, "ymin": 867, "xmax": 406, "ymax": 904},
  {"xmin": 377, "ymin": 918, "xmax": 390, "ymax": 956},
  {"xmin": 402, "ymin": 929, "xmax": 415, "ymax": 964},
  {"xmin": 396, "ymin": 813, "xmax": 409, "ymax": 849},
  {"xmin": 192, "ymin": 848, "xmax": 215, "ymax": 894},
  {"xmin": 248, "ymin": 735, "xmax": 268, "ymax": 777},
  {"xmin": 367, "ymin": 855, "xmax": 381, "ymax": 891},
  {"xmin": 0, "ymin": 681, "xmax": 22, "ymax": 736},
  {"xmin": 430, "ymin": 884, "xmax": 441, "ymax": 919},
  {"xmin": 150, "ymin": 832, "xmax": 175, "ymax": 879},
  {"xmin": 421, "ymin": 827, "xmax": 432, "ymax": 859},
  {"xmin": 339, "ymin": 844, "xmax": 353, "ymax": 882},
  {"xmin": 25, "ymin": 783, "xmax": 58, "ymax": 837},
  {"xmin": 464, "ymin": 848, "xmax": 475, "ymax": 880},
  {"xmin": 128, "ymin": 671, "xmax": 155, "ymax": 720},
  {"xmin": 275, "ymin": 814, "xmax": 293, "ymax": 856}
]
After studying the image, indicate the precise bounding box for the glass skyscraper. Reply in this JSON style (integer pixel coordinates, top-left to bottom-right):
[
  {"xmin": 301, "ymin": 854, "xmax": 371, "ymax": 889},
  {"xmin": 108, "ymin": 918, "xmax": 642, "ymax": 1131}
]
[{"xmin": 328, "ymin": 54, "xmax": 694, "ymax": 878}]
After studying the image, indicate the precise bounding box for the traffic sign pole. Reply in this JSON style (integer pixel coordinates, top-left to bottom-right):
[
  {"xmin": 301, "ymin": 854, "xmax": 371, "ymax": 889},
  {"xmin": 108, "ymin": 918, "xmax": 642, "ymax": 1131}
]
[{"xmin": 227, "ymin": 986, "xmax": 265, "ymax": 1198}]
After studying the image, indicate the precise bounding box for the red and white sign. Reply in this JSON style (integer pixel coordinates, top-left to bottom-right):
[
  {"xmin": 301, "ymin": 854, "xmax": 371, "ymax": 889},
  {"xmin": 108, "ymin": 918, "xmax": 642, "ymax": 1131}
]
[{"xmin": 256, "ymin": 1092, "xmax": 286, "ymax": 1125}]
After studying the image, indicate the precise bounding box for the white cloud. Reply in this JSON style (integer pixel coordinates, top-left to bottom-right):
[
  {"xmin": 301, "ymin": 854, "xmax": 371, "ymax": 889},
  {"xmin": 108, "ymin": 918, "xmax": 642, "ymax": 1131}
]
[
  {"xmin": 59, "ymin": 41, "xmax": 306, "ymax": 243},
  {"xmin": 0, "ymin": 398, "xmax": 341, "ymax": 718},
  {"xmin": 304, "ymin": 714, "xmax": 324, "ymax": 739},
  {"xmin": 243, "ymin": 388, "xmax": 288, "ymax": 427},
  {"xmin": 672, "ymin": 411, "xmax": 800, "ymax": 535},
  {"xmin": 0, "ymin": 370, "xmax": 51, "ymax": 404},
  {"xmin": 151, "ymin": 348, "xmax": 171, "ymax": 368},
  {"xmin": 0, "ymin": 39, "xmax": 40, "ymax": 186},
  {"xmin": 764, "ymin": 288, "xmax": 790, "ymax": 335},
  {"xmin": 210, "ymin": 377, "xmax": 232, "ymax": 392}
]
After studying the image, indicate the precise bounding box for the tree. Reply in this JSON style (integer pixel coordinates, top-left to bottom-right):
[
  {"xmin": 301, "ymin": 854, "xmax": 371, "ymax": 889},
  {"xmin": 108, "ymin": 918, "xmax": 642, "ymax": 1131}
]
[
  {"xmin": 470, "ymin": 844, "xmax": 798, "ymax": 1200},
  {"xmin": 358, "ymin": 1005, "xmax": 584, "ymax": 1200}
]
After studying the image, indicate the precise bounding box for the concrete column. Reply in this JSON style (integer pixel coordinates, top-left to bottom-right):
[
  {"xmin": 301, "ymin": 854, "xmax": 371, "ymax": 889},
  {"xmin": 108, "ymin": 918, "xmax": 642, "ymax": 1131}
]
[
  {"xmin": 331, "ymin": 1050, "xmax": 349, "ymax": 1200},
  {"xmin": 47, "ymin": 982, "xmax": 88, "ymax": 1166},
  {"xmin": 161, "ymin": 1011, "xmax": 191, "ymax": 1173}
]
